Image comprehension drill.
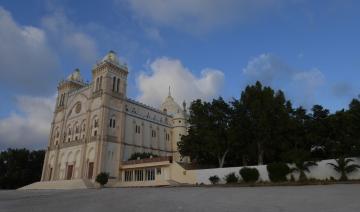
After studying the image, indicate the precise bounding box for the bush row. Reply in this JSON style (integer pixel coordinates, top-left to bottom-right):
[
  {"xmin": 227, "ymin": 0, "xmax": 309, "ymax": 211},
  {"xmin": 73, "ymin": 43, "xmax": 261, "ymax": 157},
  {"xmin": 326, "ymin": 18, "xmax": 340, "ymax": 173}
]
[{"xmin": 208, "ymin": 162, "xmax": 310, "ymax": 184}]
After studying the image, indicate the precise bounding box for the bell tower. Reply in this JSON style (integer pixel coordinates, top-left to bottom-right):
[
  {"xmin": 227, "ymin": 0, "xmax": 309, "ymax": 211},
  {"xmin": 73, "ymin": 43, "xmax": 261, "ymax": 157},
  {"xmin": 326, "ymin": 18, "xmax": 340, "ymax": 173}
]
[
  {"xmin": 91, "ymin": 50, "xmax": 128, "ymax": 98},
  {"xmin": 91, "ymin": 51, "xmax": 128, "ymax": 178}
]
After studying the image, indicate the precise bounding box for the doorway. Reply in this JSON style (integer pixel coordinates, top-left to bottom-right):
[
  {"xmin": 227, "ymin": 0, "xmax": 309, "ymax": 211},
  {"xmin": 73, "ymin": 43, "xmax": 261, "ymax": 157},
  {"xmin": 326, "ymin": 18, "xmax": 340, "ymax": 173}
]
[
  {"xmin": 66, "ymin": 165, "xmax": 73, "ymax": 180},
  {"xmin": 88, "ymin": 162, "xmax": 94, "ymax": 179}
]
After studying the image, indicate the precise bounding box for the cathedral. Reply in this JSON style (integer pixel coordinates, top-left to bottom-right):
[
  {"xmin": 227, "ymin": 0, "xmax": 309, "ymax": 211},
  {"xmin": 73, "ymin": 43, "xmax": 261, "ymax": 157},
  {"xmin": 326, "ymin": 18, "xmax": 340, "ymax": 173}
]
[{"xmin": 37, "ymin": 51, "xmax": 196, "ymax": 188}]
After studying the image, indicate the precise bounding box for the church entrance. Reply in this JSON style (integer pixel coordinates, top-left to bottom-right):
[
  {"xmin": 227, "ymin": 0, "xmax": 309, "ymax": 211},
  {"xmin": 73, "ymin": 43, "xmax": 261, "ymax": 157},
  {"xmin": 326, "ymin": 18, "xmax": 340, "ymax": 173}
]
[
  {"xmin": 88, "ymin": 162, "xmax": 94, "ymax": 179},
  {"xmin": 66, "ymin": 165, "xmax": 73, "ymax": 180}
]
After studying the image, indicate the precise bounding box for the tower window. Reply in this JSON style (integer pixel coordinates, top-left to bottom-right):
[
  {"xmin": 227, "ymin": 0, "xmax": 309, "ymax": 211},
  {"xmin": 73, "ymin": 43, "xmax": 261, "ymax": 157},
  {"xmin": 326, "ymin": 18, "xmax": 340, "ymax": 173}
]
[
  {"xmin": 116, "ymin": 78, "xmax": 120, "ymax": 92},
  {"xmin": 112, "ymin": 77, "xmax": 116, "ymax": 91},
  {"xmin": 151, "ymin": 130, "xmax": 156, "ymax": 138},
  {"xmin": 109, "ymin": 118, "xmax": 116, "ymax": 128},
  {"xmin": 95, "ymin": 77, "xmax": 99, "ymax": 91},
  {"xmin": 99, "ymin": 76, "xmax": 103, "ymax": 90}
]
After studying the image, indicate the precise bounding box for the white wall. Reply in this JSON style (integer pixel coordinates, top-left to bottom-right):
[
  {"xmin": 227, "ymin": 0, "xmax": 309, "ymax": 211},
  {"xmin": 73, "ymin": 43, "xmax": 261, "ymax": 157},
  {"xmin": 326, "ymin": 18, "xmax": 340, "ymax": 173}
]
[{"xmin": 194, "ymin": 158, "xmax": 360, "ymax": 184}]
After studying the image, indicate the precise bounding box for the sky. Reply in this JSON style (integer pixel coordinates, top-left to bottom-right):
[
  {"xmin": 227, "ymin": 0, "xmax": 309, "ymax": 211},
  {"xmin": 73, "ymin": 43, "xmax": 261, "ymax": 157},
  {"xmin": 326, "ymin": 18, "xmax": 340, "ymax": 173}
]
[{"xmin": 0, "ymin": 0, "xmax": 360, "ymax": 150}]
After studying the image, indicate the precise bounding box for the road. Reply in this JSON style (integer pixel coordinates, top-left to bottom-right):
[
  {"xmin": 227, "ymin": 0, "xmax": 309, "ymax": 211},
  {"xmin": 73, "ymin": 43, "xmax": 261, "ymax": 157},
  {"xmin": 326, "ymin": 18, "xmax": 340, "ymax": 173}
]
[{"xmin": 0, "ymin": 184, "xmax": 359, "ymax": 212}]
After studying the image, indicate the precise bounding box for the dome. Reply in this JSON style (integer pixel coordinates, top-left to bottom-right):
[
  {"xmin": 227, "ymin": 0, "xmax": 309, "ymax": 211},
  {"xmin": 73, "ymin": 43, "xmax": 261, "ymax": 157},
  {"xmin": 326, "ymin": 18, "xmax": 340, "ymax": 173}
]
[
  {"xmin": 160, "ymin": 87, "xmax": 183, "ymax": 116},
  {"xmin": 67, "ymin": 68, "xmax": 83, "ymax": 82},
  {"xmin": 101, "ymin": 50, "xmax": 120, "ymax": 65}
]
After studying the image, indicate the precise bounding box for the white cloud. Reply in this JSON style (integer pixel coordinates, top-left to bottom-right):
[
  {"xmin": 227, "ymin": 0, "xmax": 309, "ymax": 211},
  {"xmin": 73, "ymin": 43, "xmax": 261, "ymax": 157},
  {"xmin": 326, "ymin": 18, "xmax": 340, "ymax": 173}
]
[
  {"xmin": 0, "ymin": 7, "xmax": 59, "ymax": 94},
  {"xmin": 124, "ymin": 0, "xmax": 292, "ymax": 33},
  {"xmin": 0, "ymin": 95, "xmax": 55, "ymax": 150},
  {"xmin": 243, "ymin": 53, "xmax": 325, "ymax": 108},
  {"xmin": 42, "ymin": 11, "xmax": 98, "ymax": 63},
  {"xmin": 137, "ymin": 57, "xmax": 224, "ymax": 106},
  {"xmin": 293, "ymin": 68, "xmax": 325, "ymax": 90},
  {"xmin": 242, "ymin": 54, "xmax": 293, "ymax": 85}
]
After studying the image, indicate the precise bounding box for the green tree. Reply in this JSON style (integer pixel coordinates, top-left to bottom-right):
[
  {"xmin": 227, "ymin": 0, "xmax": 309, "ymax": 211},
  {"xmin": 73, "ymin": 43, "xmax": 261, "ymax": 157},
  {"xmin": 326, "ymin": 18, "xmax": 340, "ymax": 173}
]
[
  {"xmin": 328, "ymin": 157, "xmax": 360, "ymax": 181},
  {"xmin": 238, "ymin": 81, "xmax": 291, "ymax": 164},
  {"xmin": 178, "ymin": 97, "xmax": 233, "ymax": 168},
  {"xmin": 0, "ymin": 149, "xmax": 45, "ymax": 189}
]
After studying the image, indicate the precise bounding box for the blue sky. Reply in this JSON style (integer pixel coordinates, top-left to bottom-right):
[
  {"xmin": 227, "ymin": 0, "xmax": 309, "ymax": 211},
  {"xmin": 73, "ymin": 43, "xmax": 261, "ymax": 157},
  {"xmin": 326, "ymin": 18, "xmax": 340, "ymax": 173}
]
[{"xmin": 0, "ymin": 0, "xmax": 360, "ymax": 149}]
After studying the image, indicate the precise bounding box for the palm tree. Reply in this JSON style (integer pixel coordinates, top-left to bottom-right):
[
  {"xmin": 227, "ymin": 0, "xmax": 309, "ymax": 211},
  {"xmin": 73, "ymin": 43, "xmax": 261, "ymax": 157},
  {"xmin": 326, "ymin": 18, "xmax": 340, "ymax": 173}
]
[
  {"xmin": 328, "ymin": 157, "xmax": 360, "ymax": 181},
  {"xmin": 291, "ymin": 161, "xmax": 317, "ymax": 181}
]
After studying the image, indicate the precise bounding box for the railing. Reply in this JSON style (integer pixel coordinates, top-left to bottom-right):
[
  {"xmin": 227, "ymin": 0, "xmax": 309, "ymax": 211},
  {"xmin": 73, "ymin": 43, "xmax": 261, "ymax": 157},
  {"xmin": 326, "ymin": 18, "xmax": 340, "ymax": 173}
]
[{"xmin": 122, "ymin": 156, "xmax": 173, "ymax": 165}]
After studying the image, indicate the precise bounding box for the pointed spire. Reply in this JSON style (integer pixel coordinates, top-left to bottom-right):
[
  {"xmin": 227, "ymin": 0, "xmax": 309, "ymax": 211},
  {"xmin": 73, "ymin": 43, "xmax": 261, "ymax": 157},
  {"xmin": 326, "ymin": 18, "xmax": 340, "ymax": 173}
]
[{"xmin": 168, "ymin": 86, "xmax": 171, "ymax": 97}]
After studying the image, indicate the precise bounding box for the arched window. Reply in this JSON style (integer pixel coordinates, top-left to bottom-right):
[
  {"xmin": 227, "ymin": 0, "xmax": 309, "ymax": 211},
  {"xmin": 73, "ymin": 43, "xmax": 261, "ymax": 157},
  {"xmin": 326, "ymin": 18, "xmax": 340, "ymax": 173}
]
[
  {"xmin": 94, "ymin": 119, "xmax": 98, "ymax": 128},
  {"xmin": 109, "ymin": 116, "xmax": 116, "ymax": 128},
  {"xmin": 112, "ymin": 77, "xmax": 116, "ymax": 91},
  {"xmin": 95, "ymin": 77, "xmax": 99, "ymax": 91},
  {"xmin": 99, "ymin": 76, "xmax": 103, "ymax": 89},
  {"xmin": 116, "ymin": 78, "xmax": 120, "ymax": 92}
]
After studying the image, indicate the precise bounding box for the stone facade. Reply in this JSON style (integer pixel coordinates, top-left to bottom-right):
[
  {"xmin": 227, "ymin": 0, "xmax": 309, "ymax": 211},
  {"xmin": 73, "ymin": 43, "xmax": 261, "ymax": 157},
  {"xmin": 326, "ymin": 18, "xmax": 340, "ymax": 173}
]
[{"xmin": 40, "ymin": 51, "xmax": 188, "ymax": 183}]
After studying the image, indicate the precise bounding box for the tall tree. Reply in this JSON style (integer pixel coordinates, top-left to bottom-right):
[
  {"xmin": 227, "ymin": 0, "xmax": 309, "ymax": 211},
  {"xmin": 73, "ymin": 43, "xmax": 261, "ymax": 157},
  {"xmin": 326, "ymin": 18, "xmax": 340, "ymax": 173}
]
[
  {"xmin": 239, "ymin": 81, "xmax": 291, "ymax": 165},
  {"xmin": 178, "ymin": 98, "xmax": 233, "ymax": 167}
]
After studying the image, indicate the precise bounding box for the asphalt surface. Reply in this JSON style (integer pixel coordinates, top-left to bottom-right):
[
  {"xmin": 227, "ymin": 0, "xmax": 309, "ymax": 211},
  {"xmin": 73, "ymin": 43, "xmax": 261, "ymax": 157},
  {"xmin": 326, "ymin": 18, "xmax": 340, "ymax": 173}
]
[{"xmin": 0, "ymin": 184, "xmax": 359, "ymax": 212}]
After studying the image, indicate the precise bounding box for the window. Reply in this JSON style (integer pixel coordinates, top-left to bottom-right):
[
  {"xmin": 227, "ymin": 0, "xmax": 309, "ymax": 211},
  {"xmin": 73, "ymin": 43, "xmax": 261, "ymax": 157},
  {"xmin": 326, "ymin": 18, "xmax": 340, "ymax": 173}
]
[
  {"xmin": 99, "ymin": 76, "xmax": 103, "ymax": 89},
  {"xmin": 95, "ymin": 77, "xmax": 99, "ymax": 91},
  {"xmin": 94, "ymin": 130, "xmax": 97, "ymax": 136},
  {"xmin": 165, "ymin": 133, "xmax": 170, "ymax": 141},
  {"xmin": 151, "ymin": 130, "xmax": 156, "ymax": 138},
  {"xmin": 112, "ymin": 77, "xmax": 116, "ymax": 91},
  {"xmin": 145, "ymin": 168, "xmax": 155, "ymax": 181},
  {"xmin": 135, "ymin": 169, "xmax": 144, "ymax": 181},
  {"xmin": 116, "ymin": 78, "xmax": 120, "ymax": 92},
  {"xmin": 135, "ymin": 125, "xmax": 140, "ymax": 134},
  {"xmin": 110, "ymin": 118, "xmax": 116, "ymax": 128},
  {"xmin": 156, "ymin": 168, "xmax": 161, "ymax": 175},
  {"xmin": 94, "ymin": 119, "xmax": 99, "ymax": 128},
  {"xmin": 124, "ymin": 170, "xmax": 133, "ymax": 182}
]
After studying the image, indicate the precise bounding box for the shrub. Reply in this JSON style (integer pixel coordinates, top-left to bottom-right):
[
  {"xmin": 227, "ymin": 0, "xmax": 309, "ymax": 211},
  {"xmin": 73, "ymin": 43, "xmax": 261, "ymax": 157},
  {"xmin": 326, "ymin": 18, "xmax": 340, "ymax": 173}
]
[
  {"xmin": 96, "ymin": 172, "xmax": 109, "ymax": 187},
  {"xmin": 267, "ymin": 162, "xmax": 290, "ymax": 182},
  {"xmin": 239, "ymin": 167, "xmax": 259, "ymax": 183},
  {"xmin": 209, "ymin": 175, "xmax": 220, "ymax": 184},
  {"xmin": 224, "ymin": 172, "xmax": 238, "ymax": 184}
]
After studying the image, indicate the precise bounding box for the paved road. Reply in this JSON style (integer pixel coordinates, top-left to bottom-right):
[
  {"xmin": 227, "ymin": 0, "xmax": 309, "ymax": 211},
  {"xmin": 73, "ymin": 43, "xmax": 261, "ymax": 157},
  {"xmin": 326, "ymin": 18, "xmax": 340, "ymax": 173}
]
[{"xmin": 0, "ymin": 184, "xmax": 359, "ymax": 212}]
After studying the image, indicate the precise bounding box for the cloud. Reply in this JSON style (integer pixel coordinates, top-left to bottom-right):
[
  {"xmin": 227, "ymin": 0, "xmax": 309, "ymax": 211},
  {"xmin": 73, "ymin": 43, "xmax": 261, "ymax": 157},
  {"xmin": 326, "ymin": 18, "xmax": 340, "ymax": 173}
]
[
  {"xmin": 137, "ymin": 57, "xmax": 224, "ymax": 106},
  {"xmin": 42, "ymin": 11, "xmax": 98, "ymax": 63},
  {"xmin": 0, "ymin": 7, "xmax": 59, "ymax": 95},
  {"xmin": 331, "ymin": 82, "xmax": 354, "ymax": 97},
  {"xmin": 124, "ymin": 0, "xmax": 292, "ymax": 33},
  {"xmin": 0, "ymin": 95, "xmax": 55, "ymax": 150},
  {"xmin": 243, "ymin": 53, "xmax": 325, "ymax": 108},
  {"xmin": 143, "ymin": 27, "xmax": 163, "ymax": 43},
  {"xmin": 242, "ymin": 54, "xmax": 293, "ymax": 85}
]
